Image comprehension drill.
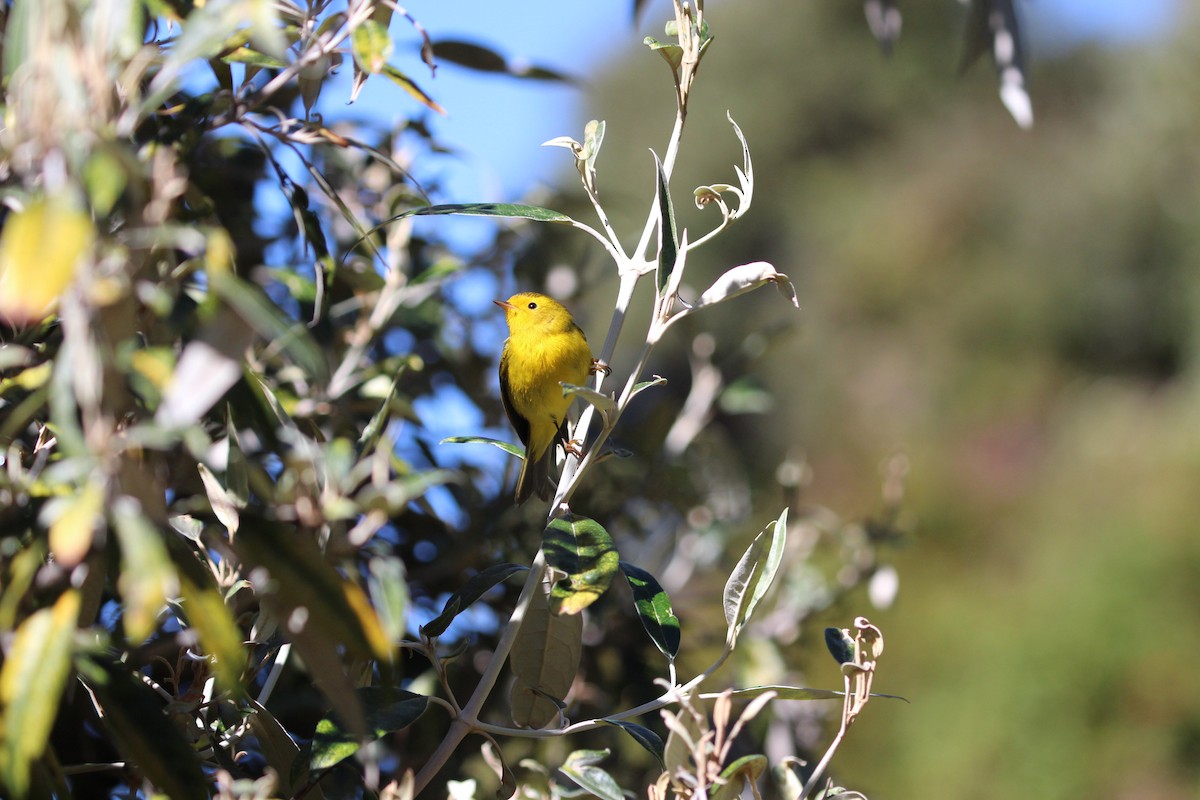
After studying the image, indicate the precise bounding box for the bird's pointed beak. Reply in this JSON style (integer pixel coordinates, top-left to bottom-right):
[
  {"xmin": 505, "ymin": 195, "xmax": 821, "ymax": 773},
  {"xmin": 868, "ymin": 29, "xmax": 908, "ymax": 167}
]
[{"xmin": 493, "ymin": 299, "xmax": 517, "ymax": 311}]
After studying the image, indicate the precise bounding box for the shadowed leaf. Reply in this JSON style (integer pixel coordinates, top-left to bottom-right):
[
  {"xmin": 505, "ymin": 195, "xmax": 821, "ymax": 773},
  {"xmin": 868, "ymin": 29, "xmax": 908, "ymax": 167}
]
[
  {"xmin": 509, "ymin": 575, "xmax": 582, "ymax": 728},
  {"xmin": 309, "ymin": 689, "xmax": 429, "ymax": 771},
  {"xmin": 421, "ymin": 563, "xmax": 529, "ymax": 637}
]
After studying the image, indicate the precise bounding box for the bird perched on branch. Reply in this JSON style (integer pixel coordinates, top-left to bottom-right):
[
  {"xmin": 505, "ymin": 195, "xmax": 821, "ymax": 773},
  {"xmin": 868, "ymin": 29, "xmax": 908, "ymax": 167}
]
[{"xmin": 494, "ymin": 292, "xmax": 596, "ymax": 504}]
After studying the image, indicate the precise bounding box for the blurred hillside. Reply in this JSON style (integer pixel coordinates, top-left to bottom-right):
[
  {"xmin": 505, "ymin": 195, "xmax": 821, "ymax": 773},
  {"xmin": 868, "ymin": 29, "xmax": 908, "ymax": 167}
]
[{"xmin": 560, "ymin": 3, "xmax": 1200, "ymax": 798}]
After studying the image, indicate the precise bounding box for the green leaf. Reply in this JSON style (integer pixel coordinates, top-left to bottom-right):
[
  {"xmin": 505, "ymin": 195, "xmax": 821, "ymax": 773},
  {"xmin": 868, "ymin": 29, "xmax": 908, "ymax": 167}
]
[
  {"xmin": 644, "ymin": 37, "xmax": 684, "ymax": 72},
  {"xmin": 509, "ymin": 575, "xmax": 582, "ymax": 728},
  {"xmin": 0, "ymin": 590, "xmax": 79, "ymax": 798},
  {"xmin": 380, "ymin": 64, "xmax": 446, "ymax": 114},
  {"xmin": 74, "ymin": 654, "xmax": 208, "ymax": 800},
  {"xmin": 560, "ymin": 382, "xmax": 614, "ymax": 416},
  {"xmin": 559, "ymin": 749, "xmax": 624, "ymax": 800},
  {"xmin": 619, "ymin": 561, "xmax": 680, "ymax": 660},
  {"xmin": 653, "ymin": 151, "xmax": 680, "ymax": 296},
  {"xmin": 440, "ymin": 435, "xmax": 524, "ymax": 458},
  {"xmin": 309, "ymin": 688, "xmax": 429, "ymax": 771},
  {"xmin": 359, "ymin": 375, "xmax": 398, "ymax": 450},
  {"xmin": 723, "ymin": 509, "xmax": 788, "ymax": 646},
  {"xmin": 351, "ymin": 19, "xmax": 393, "ymax": 74},
  {"xmin": 401, "ymin": 202, "xmax": 574, "ymax": 223},
  {"xmin": 220, "ymin": 45, "xmax": 288, "ymax": 68},
  {"xmin": 544, "ymin": 515, "xmax": 620, "ymax": 615},
  {"xmin": 110, "ymin": 497, "xmax": 177, "ymax": 643},
  {"xmin": 715, "ymin": 685, "xmax": 845, "ymax": 702},
  {"xmin": 712, "ymin": 754, "xmax": 768, "ymax": 800},
  {"xmin": 601, "ymin": 719, "xmax": 666, "ymax": 768},
  {"xmin": 631, "ymin": 375, "xmax": 668, "ymax": 398},
  {"xmin": 824, "ymin": 627, "xmax": 855, "ymax": 665},
  {"xmin": 420, "ymin": 563, "xmax": 529, "ymax": 638}
]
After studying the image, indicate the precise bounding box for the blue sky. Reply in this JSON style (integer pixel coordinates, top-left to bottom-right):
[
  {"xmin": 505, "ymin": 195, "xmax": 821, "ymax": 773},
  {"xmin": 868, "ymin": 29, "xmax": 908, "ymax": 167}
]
[{"xmin": 351, "ymin": 0, "xmax": 1180, "ymax": 204}]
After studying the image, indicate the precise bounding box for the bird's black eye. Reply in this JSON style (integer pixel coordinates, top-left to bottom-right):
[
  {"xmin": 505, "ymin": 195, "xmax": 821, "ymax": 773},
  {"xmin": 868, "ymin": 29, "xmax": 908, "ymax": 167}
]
[{"xmin": 527, "ymin": 302, "xmax": 537, "ymax": 309}]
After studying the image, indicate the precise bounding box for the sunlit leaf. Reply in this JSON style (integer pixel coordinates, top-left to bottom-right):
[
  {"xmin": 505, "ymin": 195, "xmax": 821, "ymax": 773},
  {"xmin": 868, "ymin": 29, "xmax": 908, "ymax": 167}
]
[
  {"xmin": 351, "ymin": 19, "xmax": 393, "ymax": 74},
  {"xmin": 723, "ymin": 509, "xmax": 788, "ymax": 646},
  {"xmin": 544, "ymin": 515, "xmax": 620, "ymax": 616},
  {"xmin": 46, "ymin": 480, "xmax": 103, "ymax": 568},
  {"xmin": 712, "ymin": 754, "xmax": 768, "ymax": 800},
  {"xmin": 420, "ymin": 563, "xmax": 528, "ymax": 638},
  {"xmin": 0, "ymin": 198, "xmax": 94, "ymax": 325},
  {"xmin": 0, "ymin": 590, "xmax": 79, "ymax": 798},
  {"xmin": 693, "ymin": 262, "xmax": 798, "ymax": 310},
  {"xmin": 440, "ymin": 435, "xmax": 524, "ymax": 458},
  {"xmin": 559, "ymin": 749, "xmax": 624, "ymax": 800},
  {"xmin": 401, "ymin": 203, "xmax": 573, "ymax": 223},
  {"xmin": 560, "ymin": 383, "xmax": 614, "ymax": 416},
  {"xmin": 381, "ymin": 64, "xmax": 446, "ymax": 114}
]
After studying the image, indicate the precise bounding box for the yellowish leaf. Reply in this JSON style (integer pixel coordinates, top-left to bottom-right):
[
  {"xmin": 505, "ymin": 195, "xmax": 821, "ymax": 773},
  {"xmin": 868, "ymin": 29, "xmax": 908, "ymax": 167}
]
[
  {"xmin": 0, "ymin": 198, "xmax": 94, "ymax": 325},
  {"xmin": 48, "ymin": 481, "xmax": 104, "ymax": 568}
]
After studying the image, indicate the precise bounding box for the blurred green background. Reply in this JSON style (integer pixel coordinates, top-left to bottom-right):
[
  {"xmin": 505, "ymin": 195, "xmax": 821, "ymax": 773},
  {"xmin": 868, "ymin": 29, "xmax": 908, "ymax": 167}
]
[{"xmin": 561, "ymin": 3, "xmax": 1200, "ymax": 797}]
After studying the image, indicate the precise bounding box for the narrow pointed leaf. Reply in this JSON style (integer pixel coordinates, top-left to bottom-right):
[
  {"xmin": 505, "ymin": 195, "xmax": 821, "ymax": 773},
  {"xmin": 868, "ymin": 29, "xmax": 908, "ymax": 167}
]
[
  {"xmin": 421, "ymin": 563, "xmax": 528, "ymax": 637},
  {"xmin": 211, "ymin": 272, "xmax": 329, "ymax": 382},
  {"xmin": 619, "ymin": 561, "xmax": 680, "ymax": 659},
  {"xmin": 653, "ymin": 151, "xmax": 679, "ymax": 296},
  {"xmin": 400, "ymin": 203, "xmax": 574, "ymax": 223},
  {"xmin": 380, "ymin": 64, "xmax": 446, "ymax": 114},
  {"xmin": 440, "ymin": 435, "xmax": 524, "ymax": 458},
  {"xmin": 111, "ymin": 497, "xmax": 177, "ymax": 643},
  {"xmin": 0, "ymin": 590, "xmax": 79, "ymax": 798},
  {"xmin": 544, "ymin": 515, "xmax": 620, "ymax": 615},
  {"xmin": 601, "ymin": 719, "xmax": 665, "ymax": 768}
]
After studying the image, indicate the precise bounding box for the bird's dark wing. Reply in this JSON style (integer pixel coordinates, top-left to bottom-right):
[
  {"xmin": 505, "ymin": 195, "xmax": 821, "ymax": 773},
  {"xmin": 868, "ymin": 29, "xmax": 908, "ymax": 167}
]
[{"xmin": 498, "ymin": 345, "xmax": 530, "ymax": 447}]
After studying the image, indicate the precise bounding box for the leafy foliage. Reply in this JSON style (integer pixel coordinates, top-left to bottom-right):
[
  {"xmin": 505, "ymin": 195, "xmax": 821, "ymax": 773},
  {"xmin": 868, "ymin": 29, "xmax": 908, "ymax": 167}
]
[{"xmin": 0, "ymin": 0, "xmax": 1031, "ymax": 797}]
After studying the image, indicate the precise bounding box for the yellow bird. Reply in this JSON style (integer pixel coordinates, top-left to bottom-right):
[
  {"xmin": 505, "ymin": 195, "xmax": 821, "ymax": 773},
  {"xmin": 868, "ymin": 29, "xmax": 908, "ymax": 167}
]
[{"xmin": 494, "ymin": 292, "xmax": 595, "ymax": 504}]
